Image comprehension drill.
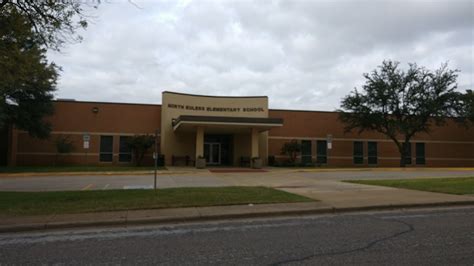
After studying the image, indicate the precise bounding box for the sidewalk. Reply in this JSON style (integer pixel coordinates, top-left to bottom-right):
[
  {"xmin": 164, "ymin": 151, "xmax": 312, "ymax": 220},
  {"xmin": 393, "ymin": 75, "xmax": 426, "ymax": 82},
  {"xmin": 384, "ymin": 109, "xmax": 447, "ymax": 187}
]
[
  {"xmin": 0, "ymin": 168, "xmax": 201, "ymax": 178},
  {"xmin": 1, "ymin": 188, "xmax": 473, "ymax": 233},
  {"xmin": 2, "ymin": 167, "xmax": 473, "ymax": 178}
]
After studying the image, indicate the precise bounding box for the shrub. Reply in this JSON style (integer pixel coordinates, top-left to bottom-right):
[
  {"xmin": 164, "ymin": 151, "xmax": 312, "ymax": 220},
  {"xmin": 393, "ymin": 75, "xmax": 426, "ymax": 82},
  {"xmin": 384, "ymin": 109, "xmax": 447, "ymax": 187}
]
[
  {"xmin": 280, "ymin": 140, "xmax": 301, "ymax": 163},
  {"xmin": 55, "ymin": 135, "xmax": 74, "ymax": 154},
  {"xmin": 128, "ymin": 135, "xmax": 155, "ymax": 166}
]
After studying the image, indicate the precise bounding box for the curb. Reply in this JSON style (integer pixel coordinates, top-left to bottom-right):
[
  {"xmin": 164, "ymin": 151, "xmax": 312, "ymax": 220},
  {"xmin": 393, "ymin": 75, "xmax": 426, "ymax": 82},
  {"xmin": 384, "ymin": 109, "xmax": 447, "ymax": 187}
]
[{"xmin": 1, "ymin": 200, "xmax": 474, "ymax": 233}]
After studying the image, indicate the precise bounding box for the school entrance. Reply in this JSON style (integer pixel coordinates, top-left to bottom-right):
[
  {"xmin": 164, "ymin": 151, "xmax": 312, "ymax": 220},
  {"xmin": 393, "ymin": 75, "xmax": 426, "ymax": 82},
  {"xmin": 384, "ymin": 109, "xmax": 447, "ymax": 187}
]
[{"xmin": 203, "ymin": 134, "xmax": 233, "ymax": 166}]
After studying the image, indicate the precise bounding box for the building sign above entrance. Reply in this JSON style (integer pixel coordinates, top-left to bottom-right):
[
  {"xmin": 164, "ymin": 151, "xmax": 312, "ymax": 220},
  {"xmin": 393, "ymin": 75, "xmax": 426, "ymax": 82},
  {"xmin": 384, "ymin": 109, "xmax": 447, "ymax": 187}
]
[{"xmin": 167, "ymin": 104, "xmax": 264, "ymax": 113}]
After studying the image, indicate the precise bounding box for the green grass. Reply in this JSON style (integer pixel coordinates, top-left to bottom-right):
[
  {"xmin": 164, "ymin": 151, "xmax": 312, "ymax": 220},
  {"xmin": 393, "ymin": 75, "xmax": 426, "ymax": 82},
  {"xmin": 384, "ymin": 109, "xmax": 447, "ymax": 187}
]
[
  {"xmin": 0, "ymin": 166, "xmax": 165, "ymax": 173},
  {"xmin": 0, "ymin": 187, "xmax": 314, "ymax": 216},
  {"xmin": 346, "ymin": 177, "xmax": 474, "ymax": 195}
]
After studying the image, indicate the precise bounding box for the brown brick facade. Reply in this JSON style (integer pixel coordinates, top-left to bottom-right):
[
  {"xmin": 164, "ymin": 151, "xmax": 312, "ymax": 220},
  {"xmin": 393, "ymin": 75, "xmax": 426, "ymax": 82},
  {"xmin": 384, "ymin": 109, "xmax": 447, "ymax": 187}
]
[
  {"xmin": 268, "ymin": 110, "xmax": 474, "ymax": 167},
  {"xmin": 6, "ymin": 100, "xmax": 474, "ymax": 167}
]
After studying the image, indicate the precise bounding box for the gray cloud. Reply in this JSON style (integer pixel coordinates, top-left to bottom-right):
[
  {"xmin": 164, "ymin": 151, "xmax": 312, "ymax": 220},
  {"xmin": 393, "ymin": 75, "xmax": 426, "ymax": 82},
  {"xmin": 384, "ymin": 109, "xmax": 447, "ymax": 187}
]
[{"xmin": 48, "ymin": 0, "xmax": 474, "ymax": 110}]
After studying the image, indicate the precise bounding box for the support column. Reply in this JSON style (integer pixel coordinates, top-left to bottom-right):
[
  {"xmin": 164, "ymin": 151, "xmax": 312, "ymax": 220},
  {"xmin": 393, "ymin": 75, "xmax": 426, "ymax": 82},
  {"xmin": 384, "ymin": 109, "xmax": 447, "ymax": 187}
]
[
  {"xmin": 195, "ymin": 126, "xmax": 204, "ymax": 159},
  {"xmin": 251, "ymin": 128, "xmax": 259, "ymax": 158}
]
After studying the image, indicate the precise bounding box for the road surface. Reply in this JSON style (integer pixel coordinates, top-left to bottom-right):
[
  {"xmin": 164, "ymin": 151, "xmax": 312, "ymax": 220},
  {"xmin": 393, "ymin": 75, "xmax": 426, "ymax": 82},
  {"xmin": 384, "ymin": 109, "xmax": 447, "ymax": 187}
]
[{"xmin": 1, "ymin": 206, "xmax": 473, "ymax": 265}]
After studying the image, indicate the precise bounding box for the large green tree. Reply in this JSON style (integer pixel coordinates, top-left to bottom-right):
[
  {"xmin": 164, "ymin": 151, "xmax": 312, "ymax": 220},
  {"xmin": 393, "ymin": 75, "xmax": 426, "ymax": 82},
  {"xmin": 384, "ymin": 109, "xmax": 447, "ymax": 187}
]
[
  {"xmin": 339, "ymin": 60, "xmax": 460, "ymax": 167},
  {"xmin": 0, "ymin": 7, "xmax": 57, "ymax": 138},
  {"xmin": 1, "ymin": 1, "xmax": 98, "ymax": 138},
  {"xmin": 459, "ymin": 89, "xmax": 474, "ymax": 124},
  {"xmin": 0, "ymin": 0, "xmax": 96, "ymax": 51}
]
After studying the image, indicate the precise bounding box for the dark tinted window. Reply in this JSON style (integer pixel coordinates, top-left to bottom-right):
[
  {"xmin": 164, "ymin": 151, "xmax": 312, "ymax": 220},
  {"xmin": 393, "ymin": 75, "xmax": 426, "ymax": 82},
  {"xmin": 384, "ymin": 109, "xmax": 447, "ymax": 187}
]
[
  {"xmin": 368, "ymin": 141, "xmax": 377, "ymax": 165},
  {"xmin": 416, "ymin": 143, "xmax": 425, "ymax": 165},
  {"xmin": 119, "ymin": 136, "xmax": 132, "ymax": 162},
  {"xmin": 100, "ymin": 136, "xmax": 113, "ymax": 162},
  {"xmin": 316, "ymin": 140, "xmax": 327, "ymax": 164},
  {"xmin": 353, "ymin": 141, "xmax": 364, "ymax": 164},
  {"xmin": 301, "ymin": 140, "xmax": 312, "ymax": 165}
]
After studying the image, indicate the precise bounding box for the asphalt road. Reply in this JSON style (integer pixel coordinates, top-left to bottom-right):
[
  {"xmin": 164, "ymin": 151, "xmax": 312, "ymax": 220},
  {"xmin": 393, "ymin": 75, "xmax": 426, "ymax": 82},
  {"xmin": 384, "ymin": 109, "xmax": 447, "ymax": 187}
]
[
  {"xmin": 1, "ymin": 169, "xmax": 473, "ymax": 191},
  {"xmin": 1, "ymin": 207, "xmax": 473, "ymax": 265}
]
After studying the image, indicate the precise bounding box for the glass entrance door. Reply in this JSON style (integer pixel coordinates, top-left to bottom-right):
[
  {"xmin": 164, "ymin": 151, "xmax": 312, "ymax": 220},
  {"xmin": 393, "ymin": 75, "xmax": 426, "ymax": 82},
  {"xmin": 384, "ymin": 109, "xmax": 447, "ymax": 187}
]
[{"xmin": 204, "ymin": 142, "xmax": 221, "ymax": 165}]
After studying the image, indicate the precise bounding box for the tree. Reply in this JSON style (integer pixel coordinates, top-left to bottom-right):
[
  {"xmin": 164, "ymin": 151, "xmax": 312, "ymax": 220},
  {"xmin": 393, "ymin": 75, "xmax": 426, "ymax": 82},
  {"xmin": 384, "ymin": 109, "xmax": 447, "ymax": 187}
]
[
  {"xmin": 0, "ymin": 8, "xmax": 58, "ymax": 138},
  {"xmin": 339, "ymin": 60, "xmax": 460, "ymax": 167},
  {"xmin": 458, "ymin": 90, "xmax": 474, "ymax": 125},
  {"xmin": 128, "ymin": 135, "xmax": 155, "ymax": 166},
  {"xmin": 54, "ymin": 135, "xmax": 74, "ymax": 165},
  {"xmin": 281, "ymin": 140, "xmax": 301, "ymax": 164},
  {"xmin": 0, "ymin": 0, "xmax": 97, "ymax": 51}
]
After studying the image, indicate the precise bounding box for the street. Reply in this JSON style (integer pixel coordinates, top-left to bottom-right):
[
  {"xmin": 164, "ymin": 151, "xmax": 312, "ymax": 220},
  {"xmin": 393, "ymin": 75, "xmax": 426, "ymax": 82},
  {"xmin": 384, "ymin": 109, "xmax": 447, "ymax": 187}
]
[{"xmin": 1, "ymin": 207, "xmax": 473, "ymax": 265}]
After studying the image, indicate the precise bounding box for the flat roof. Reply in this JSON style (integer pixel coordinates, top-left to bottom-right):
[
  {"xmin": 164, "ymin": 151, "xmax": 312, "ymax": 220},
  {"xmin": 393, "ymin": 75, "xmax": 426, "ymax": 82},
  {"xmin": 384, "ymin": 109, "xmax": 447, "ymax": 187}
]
[
  {"xmin": 54, "ymin": 100, "xmax": 161, "ymax": 107},
  {"xmin": 163, "ymin": 91, "xmax": 268, "ymax": 99},
  {"xmin": 53, "ymin": 99, "xmax": 338, "ymax": 113}
]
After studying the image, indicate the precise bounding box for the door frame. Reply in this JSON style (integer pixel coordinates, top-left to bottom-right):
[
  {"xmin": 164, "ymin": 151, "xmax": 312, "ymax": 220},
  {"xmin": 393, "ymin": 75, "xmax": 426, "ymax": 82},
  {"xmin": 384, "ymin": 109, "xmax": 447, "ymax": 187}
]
[{"xmin": 204, "ymin": 142, "xmax": 221, "ymax": 165}]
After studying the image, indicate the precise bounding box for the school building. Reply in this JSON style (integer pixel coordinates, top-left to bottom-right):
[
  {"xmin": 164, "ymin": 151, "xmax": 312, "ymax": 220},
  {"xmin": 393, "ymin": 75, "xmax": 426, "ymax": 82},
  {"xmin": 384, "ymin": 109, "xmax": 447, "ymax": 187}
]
[{"xmin": 2, "ymin": 91, "xmax": 474, "ymax": 167}]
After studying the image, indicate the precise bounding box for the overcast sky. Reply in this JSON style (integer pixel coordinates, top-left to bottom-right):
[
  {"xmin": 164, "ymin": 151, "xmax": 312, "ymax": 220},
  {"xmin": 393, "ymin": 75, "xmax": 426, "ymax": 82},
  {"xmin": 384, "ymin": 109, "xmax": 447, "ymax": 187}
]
[{"xmin": 48, "ymin": 0, "xmax": 473, "ymax": 111}]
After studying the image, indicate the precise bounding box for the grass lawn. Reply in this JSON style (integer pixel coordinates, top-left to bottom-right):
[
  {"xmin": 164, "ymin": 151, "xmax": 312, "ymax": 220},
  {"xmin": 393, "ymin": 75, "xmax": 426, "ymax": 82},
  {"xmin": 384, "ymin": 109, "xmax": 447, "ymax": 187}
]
[
  {"xmin": 346, "ymin": 177, "xmax": 474, "ymax": 195},
  {"xmin": 0, "ymin": 187, "xmax": 314, "ymax": 216},
  {"xmin": 0, "ymin": 166, "xmax": 165, "ymax": 173}
]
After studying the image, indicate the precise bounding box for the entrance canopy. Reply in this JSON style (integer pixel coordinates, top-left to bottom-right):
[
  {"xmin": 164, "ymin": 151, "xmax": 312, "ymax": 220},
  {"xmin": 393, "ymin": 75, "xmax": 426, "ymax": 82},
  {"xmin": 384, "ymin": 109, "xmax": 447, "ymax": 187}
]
[{"xmin": 172, "ymin": 115, "xmax": 283, "ymax": 133}]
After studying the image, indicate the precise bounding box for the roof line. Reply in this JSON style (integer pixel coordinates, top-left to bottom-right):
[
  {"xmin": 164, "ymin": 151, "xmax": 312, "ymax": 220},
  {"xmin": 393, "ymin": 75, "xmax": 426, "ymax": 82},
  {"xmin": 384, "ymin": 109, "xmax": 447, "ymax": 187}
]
[
  {"xmin": 269, "ymin": 108, "xmax": 338, "ymax": 114},
  {"xmin": 54, "ymin": 100, "xmax": 161, "ymax": 107},
  {"xmin": 163, "ymin": 91, "xmax": 268, "ymax": 99}
]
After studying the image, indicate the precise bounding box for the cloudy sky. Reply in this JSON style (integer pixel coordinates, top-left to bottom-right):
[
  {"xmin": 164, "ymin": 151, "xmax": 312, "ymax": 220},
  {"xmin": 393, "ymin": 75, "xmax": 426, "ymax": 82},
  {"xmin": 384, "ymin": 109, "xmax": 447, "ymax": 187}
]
[{"xmin": 48, "ymin": 0, "xmax": 473, "ymax": 111}]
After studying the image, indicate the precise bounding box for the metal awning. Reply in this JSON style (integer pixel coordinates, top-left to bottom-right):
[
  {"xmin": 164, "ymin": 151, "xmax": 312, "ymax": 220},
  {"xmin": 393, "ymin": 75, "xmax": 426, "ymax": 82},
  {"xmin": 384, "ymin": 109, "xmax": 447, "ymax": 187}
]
[{"xmin": 172, "ymin": 115, "xmax": 283, "ymax": 133}]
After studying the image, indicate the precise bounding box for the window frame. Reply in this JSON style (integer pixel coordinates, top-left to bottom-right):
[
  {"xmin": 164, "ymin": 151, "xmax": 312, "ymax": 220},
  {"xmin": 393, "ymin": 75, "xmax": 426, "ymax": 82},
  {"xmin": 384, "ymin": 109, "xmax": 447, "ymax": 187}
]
[
  {"xmin": 99, "ymin": 135, "xmax": 114, "ymax": 162},
  {"xmin": 119, "ymin": 136, "xmax": 132, "ymax": 163},
  {"xmin": 368, "ymin": 141, "xmax": 378, "ymax": 165},
  {"xmin": 353, "ymin": 141, "xmax": 364, "ymax": 164},
  {"xmin": 316, "ymin": 140, "xmax": 327, "ymax": 164},
  {"xmin": 415, "ymin": 142, "xmax": 426, "ymax": 165}
]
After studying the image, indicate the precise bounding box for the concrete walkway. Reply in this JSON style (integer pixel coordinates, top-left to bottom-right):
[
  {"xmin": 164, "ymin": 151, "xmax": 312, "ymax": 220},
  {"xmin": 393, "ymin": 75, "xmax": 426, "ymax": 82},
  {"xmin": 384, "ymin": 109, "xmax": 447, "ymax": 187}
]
[{"xmin": 1, "ymin": 167, "xmax": 474, "ymax": 192}]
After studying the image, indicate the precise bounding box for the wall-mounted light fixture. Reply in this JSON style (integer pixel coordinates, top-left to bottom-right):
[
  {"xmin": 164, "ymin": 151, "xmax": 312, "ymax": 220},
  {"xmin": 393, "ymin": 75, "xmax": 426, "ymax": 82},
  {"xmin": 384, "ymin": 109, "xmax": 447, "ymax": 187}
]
[{"xmin": 92, "ymin": 107, "xmax": 99, "ymax": 114}]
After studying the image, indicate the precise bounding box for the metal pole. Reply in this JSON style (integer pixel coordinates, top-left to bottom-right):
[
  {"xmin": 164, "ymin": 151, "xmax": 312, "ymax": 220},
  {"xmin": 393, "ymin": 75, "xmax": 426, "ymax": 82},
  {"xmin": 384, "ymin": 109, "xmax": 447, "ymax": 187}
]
[{"xmin": 154, "ymin": 129, "xmax": 158, "ymax": 190}]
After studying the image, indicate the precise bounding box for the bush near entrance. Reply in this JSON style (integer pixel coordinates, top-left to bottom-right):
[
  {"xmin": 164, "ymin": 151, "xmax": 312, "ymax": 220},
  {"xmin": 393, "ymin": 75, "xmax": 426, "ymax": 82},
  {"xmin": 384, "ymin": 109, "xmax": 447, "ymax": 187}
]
[
  {"xmin": 280, "ymin": 140, "xmax": 301, "ymax": 165},
  {"xmin": 127, "ymin": 135, "xmax": 155, "ymax": 166}
]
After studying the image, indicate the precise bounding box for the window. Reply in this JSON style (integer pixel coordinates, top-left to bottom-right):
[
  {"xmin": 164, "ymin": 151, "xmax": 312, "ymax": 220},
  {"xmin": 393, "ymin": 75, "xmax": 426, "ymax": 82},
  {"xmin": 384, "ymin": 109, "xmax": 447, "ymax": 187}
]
[
  {"xmin": 301, "ymin": 140, "xmax": 312, "ymax": 165},
  {"xmin": 100, "ymin": 136, "xmax": 113, "ymax": 162},
  {"xmin": 403, "ymin": 142, "xmax": 412, "ymax": 165},
  {"xmin": 368, "ymin": 141, "xmax": 377, "ymax": 165},
  {"xmin": 316, "ymin": 140, "xmax": 327, "ymax": 164},
  {"xmin": 353, "ymin": 141, "xmax": 364, "ymax": 164},
  {"xmin": 119, "ymin": 136, "xmax": 132, "ymax": 162},
  {"xmin": 416, "ymin": 143, "xmax": 425, "ymax": 165}
]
